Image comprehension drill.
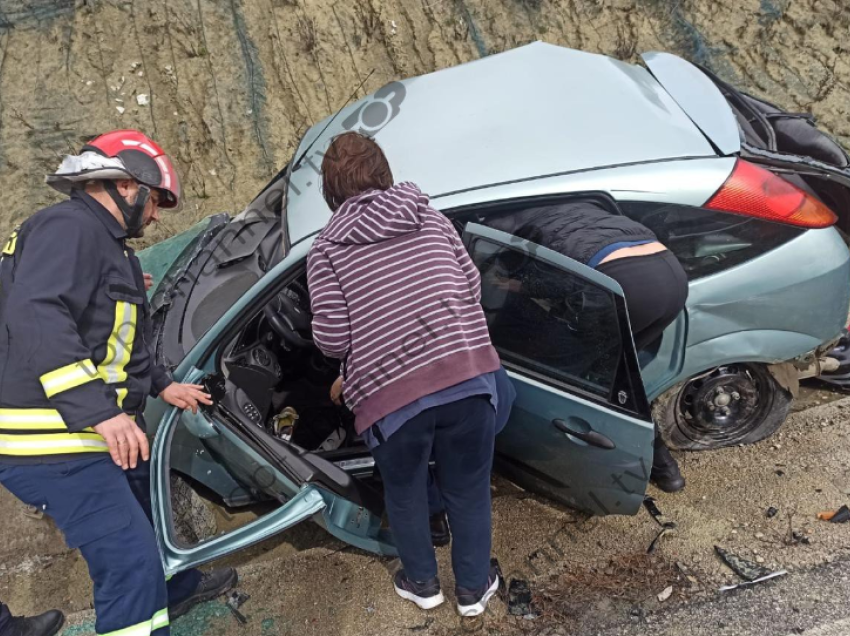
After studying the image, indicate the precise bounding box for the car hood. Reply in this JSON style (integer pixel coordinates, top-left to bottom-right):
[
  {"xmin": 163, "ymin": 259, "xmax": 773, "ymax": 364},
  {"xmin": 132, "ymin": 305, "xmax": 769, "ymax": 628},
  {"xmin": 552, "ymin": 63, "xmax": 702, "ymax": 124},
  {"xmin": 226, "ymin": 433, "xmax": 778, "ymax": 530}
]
[{"xmin": 286, "ymin": 41, "xmax": 716, "ymax": 246}]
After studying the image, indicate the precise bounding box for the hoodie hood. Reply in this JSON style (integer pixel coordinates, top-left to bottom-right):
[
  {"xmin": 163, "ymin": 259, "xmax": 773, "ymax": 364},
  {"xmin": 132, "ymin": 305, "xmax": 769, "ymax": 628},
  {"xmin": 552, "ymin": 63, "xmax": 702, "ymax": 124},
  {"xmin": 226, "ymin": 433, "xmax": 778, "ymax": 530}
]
[{"xmin": 319, "ymin": 182, "xmax": 428, "ymax": 245}]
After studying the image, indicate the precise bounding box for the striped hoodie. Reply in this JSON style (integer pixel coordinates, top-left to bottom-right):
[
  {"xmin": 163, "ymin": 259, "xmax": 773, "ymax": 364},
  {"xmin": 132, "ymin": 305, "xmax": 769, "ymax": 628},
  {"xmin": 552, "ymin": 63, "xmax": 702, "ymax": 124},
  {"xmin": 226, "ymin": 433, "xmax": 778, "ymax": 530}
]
[{"xmin": 307, "ymin": 182, "xmax": 500, "ymax": 434}]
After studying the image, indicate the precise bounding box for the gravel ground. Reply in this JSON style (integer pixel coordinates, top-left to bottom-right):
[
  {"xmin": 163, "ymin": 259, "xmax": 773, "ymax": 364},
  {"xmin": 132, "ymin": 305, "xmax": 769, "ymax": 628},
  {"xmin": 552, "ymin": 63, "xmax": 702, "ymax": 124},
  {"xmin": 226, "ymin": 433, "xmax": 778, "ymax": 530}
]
[{"xmin": 4, "ymin": 389, "xmax": 850, "ymax": 635}]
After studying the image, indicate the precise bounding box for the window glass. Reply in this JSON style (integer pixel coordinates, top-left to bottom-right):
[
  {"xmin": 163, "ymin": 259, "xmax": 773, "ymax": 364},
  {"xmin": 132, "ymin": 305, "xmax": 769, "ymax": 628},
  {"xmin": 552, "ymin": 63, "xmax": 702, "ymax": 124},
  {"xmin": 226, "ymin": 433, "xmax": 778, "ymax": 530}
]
[
  {"xmin": 620, "ymin": 201, "xmax": 802, "ymax": 280},
  {"xmin": 470, "ymin": 237, "xmax": 622, "ymax": 399}
]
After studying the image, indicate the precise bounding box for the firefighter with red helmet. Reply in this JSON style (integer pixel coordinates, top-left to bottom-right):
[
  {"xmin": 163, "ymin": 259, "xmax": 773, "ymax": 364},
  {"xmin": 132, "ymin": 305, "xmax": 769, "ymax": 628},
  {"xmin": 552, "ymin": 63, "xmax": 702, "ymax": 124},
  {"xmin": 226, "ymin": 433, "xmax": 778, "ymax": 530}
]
[{"xmin": 0, "ymin": 131, "xmax": 237, "ymax": 636}]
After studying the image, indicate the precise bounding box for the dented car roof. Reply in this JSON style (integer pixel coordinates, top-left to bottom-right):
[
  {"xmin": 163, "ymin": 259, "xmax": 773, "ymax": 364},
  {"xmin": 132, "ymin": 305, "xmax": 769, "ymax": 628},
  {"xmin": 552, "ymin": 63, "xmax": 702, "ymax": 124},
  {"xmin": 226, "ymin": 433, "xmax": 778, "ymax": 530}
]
[{"xmin": 286, "ymin": 41, "xmax": 716, "ymax": 245}]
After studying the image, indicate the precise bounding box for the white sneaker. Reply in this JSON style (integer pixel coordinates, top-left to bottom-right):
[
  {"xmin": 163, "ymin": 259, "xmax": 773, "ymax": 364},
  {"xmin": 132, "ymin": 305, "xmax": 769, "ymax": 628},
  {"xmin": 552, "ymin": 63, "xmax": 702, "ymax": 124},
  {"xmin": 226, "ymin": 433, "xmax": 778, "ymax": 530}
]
[
  {"xmin": 456, "ymin": 567, "xmax": 500, "ymax": 617},
  {"xmin": 393, "ymin": 570, "xmax": 445, "ymax": 610}
]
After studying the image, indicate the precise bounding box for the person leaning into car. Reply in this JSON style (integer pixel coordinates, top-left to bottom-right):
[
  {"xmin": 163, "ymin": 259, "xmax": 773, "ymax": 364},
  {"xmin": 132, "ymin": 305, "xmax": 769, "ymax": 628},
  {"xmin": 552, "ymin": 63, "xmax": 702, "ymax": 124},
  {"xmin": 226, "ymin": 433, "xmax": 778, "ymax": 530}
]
[
  {"xmin": 486, "ymin": 201, "xmax": 689, "ymax": 493},
  {"xmin": 308, "ymin": 131, "xmax": 503, "ymax": 617},
  {"xmin": 0, "ymin": 130, "xmax": 237, "ymax": 636}
]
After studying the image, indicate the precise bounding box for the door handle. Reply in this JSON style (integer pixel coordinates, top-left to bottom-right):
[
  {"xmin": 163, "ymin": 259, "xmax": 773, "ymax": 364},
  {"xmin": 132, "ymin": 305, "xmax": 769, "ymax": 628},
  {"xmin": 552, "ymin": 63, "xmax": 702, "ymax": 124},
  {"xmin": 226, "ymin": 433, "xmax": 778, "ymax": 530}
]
[{"xmin": 552, "ymin": 419, "xmax": 616, "ymax": 450}]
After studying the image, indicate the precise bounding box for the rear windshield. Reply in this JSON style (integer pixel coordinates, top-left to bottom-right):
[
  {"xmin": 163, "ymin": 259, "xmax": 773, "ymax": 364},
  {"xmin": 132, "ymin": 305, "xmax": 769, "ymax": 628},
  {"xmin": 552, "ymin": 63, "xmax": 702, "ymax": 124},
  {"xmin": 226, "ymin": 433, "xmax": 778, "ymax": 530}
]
[{"xmin": 620, "ymin": 201, "xmax": 803, "ymax": 280}]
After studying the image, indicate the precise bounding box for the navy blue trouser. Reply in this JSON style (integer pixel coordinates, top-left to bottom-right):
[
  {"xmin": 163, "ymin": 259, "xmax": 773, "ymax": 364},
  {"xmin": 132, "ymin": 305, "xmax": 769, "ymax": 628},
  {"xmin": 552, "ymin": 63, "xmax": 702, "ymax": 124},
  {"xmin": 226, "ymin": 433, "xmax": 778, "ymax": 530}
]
[
  {"xmin": 372, "ymin": 396, "xmax": 496, "ymax": 591},
  {"xmin": 0, "ymin": 457, "xmax": 200, "ymax": 636},
  {"xmin": 0, "ymin": 602, "xmax": 11, "ymax": 634},
  {"xmin": 427, "ymin": 368, "xmax": 516, "ymax": 516}
]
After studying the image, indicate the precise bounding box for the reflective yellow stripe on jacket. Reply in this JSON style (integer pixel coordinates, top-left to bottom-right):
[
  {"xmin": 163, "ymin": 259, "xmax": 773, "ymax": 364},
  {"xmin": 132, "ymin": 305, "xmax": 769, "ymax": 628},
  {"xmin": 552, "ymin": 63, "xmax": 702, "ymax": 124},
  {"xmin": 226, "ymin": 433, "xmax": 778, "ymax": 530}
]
[
  {"xmin": 40, "ymin": 359, "xmax": 99, "ymax": 398},
  {"xmin": 4, "ymin": 282, "xmax": 140, "ymax": 458},
  {"xmin": 0, "ymin": 408, "xmax": 107, "ymax": 456},
  {"xmin": 99, "ymin": 300, "xmax": 137, "ymax": 410},
  {"xmin": 97, "ymin": 608, "xmax": 169, "ymax": 636},
  {"xmin": 99, "ymin": 300, "xmax": 137, "ymax": 385},
  {"xmin": 1, "ymin": 228, "xmax": 17, "ymax": 256}
]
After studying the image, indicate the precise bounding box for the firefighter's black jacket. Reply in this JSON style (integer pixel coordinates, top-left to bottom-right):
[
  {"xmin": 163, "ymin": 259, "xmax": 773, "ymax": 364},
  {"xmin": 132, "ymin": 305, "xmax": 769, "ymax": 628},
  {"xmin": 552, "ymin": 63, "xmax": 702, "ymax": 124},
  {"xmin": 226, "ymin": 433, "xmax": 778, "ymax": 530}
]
[{"xmin": 0, "ymin": 192, "xmax": 172, "ymax": 462}]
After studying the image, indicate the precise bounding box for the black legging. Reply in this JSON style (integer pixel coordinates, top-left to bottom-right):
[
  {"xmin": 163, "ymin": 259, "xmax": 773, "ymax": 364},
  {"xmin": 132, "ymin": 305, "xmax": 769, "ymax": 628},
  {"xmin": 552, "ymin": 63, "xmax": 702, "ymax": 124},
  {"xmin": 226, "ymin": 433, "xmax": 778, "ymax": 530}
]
[{"xmin": 596, "ymin": 250, "xmax": 688, "ymax": 352}]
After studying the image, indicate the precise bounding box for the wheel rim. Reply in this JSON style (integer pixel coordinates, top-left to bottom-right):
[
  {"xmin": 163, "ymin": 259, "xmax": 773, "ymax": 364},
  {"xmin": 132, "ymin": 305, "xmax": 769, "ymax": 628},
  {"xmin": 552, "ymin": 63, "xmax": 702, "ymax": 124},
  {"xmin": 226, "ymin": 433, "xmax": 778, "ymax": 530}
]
[{"xmin": 674, "ymin": 365, "xmax": 775, "ymax": 447}]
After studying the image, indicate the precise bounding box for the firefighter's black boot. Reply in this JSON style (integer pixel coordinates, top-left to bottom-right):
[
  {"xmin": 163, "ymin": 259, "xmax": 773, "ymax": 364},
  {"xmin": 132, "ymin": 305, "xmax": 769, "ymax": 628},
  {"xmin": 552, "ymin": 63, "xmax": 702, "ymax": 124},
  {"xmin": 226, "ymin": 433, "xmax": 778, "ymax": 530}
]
[
  {"xmin": 1, "ymin": 611, "xmax": 65, "ymax": 636},
  {"xmin": 169, "ymin": 568, "xmax": 238, "ymax": 620},
  {"xmin": 651, "ymin": 437, "xmax": 685, "ymax": 493}
]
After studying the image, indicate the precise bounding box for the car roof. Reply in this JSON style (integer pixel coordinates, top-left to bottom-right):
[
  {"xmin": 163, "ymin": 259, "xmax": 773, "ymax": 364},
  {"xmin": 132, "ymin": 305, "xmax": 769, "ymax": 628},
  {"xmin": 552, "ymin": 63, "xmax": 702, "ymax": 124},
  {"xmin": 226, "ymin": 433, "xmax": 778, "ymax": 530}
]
[{"xmin": 286, "ymin": 41, "xmax": 717, "ymax": 245}]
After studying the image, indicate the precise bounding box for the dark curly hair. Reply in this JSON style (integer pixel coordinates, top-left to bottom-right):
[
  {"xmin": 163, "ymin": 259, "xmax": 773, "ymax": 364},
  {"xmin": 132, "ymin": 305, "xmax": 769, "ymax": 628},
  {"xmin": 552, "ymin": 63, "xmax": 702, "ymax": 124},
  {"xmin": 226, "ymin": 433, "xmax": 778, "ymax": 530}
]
[{"xmin": 321, "ymin": 132, "xmax": 394, "ymax": 211}]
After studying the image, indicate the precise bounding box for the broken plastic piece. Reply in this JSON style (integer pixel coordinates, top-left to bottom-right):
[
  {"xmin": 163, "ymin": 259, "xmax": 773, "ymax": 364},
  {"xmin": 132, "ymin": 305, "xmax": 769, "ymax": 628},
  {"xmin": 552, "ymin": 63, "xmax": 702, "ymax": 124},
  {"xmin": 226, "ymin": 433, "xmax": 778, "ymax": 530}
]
[
  {"xmin": 644, "ymin": 497, "xmax": 677, "ymax": 529},
  {"xmin": 715, "ymin": 545, "xmax": 787, "ymax": 591},
  {"xmin": 718, "ymin": 570, "xmax": 787, "ymax": 592},
  {"xmin": 226, "ymin": 590, "xmax": 250, "ymax": 624},
  {"xmin": 507, "ymin": 579, "xmax": 541, "ymax": 619},
  {"xmin": 817, "ymin": 505, "xmax": 850, "ymax": 523},
  {"xmin": 715, "ymin": 545, "xmax": 774, "ymax": 581},
  {"xmin": 644, "ymin": 496, "xmax": 677, "ymax": 554}
]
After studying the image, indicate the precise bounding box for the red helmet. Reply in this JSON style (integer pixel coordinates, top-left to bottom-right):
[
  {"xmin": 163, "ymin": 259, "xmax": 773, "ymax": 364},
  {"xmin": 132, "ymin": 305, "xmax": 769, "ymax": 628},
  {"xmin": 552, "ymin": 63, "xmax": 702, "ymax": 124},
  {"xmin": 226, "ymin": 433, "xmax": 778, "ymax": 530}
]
[
  {"xmin": 46, "ymin": 129, "xmax": 182, "ymax": 210},
  {"xmin": 81, "ymin": 130, "xmax": 182, "ymax": 209}
]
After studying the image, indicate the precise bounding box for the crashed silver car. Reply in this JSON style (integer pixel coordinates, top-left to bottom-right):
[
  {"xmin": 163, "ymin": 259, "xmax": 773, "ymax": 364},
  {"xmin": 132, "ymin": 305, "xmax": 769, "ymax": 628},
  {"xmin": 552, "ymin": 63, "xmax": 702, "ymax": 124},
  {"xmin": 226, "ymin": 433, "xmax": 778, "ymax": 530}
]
[{"xmin": 139, "ymin": 42, "xmax": 850, "ymax": 574}]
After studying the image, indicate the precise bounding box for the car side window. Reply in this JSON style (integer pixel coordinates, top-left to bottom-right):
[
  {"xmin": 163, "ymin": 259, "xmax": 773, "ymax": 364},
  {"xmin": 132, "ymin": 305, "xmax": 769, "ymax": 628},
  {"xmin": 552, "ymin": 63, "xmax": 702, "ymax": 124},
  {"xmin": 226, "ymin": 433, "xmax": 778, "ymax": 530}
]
[
  {"xmin": 469, "ymin": 236, "xmax": 623, "ymax": 402},
  {"xmin": 620, "ymin": 201, "xmax": 803, "ymax": 280}
]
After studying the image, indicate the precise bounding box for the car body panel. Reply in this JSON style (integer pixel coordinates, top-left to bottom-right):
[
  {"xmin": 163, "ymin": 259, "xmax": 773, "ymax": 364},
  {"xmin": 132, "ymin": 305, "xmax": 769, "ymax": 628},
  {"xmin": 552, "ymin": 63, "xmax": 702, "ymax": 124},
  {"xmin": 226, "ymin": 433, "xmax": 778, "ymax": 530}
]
[
  {"xmin": 463, "ymin": 223, "xmax": 654, "ymax": 515},
  {"xmin": 673, "ymin": 226, "xmax": 850, "ymax": 389},
  {"xmin": 496, "ymin": 370, "xmax": 654, "ymax": 515},
  {"xmin": 639, "ymin": 311, "xmax": 688, "ymax": 401},
  {"xmin": 286, "ymin": 41, "xmax": 717, "ymax": 246},
  {"xmin": 432, "ymin": 158, "xmax": 736, "ymax": 212},
  {"xmin": 642, "ymin": 51, "xmax": 741, "ymax": 156}
]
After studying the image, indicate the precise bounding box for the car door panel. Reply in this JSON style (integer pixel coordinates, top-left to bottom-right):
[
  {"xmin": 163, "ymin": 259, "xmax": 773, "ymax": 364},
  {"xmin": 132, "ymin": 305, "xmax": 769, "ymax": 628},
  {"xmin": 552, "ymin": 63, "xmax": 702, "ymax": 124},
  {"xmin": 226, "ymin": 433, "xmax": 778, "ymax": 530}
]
[
  {"xmin": 496, "ymin": 371, "xmax": 653, "ymax": 515},
  {"xmin": 463, "ymin": 223, "xmax": 654, "ymax": 515},
  {"xmin": 152, "ymin": 361, "xmax": 395, "ymax": 573}
]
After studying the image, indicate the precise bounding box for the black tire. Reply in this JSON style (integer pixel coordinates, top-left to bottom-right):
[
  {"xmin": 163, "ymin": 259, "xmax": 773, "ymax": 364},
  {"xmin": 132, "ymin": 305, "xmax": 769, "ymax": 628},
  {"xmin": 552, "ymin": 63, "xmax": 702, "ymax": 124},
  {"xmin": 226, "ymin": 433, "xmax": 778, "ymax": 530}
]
[
  {"xmin": 653, "ymin": 363, "xmax": 792, "ymax": 451},
  {"xmin": 170, "ymin": 474, "xmax": 218, "ymax": 546}
]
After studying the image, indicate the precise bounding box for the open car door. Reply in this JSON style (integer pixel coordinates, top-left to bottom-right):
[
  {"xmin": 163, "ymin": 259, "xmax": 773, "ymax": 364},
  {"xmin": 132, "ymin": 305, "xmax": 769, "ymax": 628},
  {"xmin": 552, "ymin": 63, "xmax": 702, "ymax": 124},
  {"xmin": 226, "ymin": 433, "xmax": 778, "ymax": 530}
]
[
  {"xmin": 463, "ymin": 223, "xmax": 655, "ymax": 515},
  {"xmin": 151, "ymin": 366, "xmax": 396, "ymax": 575},
  {"xmin": 148, "ymin": 240, "xmax": 395, "ymax": 576}
]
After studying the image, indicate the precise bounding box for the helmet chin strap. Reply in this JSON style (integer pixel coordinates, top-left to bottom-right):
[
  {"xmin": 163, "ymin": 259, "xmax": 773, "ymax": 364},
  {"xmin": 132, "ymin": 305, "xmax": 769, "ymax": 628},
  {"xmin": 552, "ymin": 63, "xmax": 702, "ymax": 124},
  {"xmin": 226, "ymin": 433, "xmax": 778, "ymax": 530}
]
[{"xmin": 104, "ymin": 181, "xmax": 150, "ymax": 238}]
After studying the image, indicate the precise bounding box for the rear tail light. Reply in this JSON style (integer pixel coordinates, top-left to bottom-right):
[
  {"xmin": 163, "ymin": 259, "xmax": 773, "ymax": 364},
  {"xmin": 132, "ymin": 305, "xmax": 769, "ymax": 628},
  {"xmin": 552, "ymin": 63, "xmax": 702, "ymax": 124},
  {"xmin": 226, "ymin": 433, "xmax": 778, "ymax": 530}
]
[{"xmin": 705, "ymin": 159, "xmax": 837, "ymax": 228}]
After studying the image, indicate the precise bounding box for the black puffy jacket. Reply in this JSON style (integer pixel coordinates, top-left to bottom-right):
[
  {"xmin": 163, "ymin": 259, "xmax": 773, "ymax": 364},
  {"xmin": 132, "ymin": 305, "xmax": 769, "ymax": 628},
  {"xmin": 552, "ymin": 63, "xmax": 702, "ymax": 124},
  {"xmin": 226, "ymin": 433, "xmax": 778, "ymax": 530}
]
[{"xmin": 486, "ymin": 200, "xmax": 657, "ymax": 265}]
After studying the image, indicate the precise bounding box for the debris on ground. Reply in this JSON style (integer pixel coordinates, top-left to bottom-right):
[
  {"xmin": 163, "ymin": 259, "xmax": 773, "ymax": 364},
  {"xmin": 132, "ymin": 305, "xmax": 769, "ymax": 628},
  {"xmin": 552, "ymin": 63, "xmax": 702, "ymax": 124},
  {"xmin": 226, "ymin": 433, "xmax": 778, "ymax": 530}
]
[
  {"xmin": 20, "ymin": 504, "xmax": 43, "ymax": 520},
  {"xmin": 766, "ymin": 506, "xmax": 779, "ymax": 518},
  {"xmin": 714, "ymin": 546, "xmax": 788, "ymax": 591},
  {"xmin": 644, "ymin": 497, "xmax": 677, "ymax": 554},
  {"xmin": 507, "ymin": 579, "xmax": 541, "ymax": 619},
  {"xmin": 407, "ymin": 617, "xmax": 434, "ymax": 631},
  {"xmin": 225, "ymin": 590, "xmax": 251, "ymax": 624},
  {"xmin": 817, "ymin": 505, "xmax": 850, "ymax": 523},
  {"xmin": 656, "ymin": 586, "xmax": 673, "ymax": 602}
]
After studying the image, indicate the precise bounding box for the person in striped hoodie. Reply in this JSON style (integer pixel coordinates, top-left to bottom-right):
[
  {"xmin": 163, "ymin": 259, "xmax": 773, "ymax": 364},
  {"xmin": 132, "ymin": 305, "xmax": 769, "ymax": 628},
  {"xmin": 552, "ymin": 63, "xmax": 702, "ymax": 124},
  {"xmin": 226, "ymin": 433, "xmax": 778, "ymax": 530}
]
[{"xmin": 307, "ymin": 132, "xmax": 503, "ymax": 616}]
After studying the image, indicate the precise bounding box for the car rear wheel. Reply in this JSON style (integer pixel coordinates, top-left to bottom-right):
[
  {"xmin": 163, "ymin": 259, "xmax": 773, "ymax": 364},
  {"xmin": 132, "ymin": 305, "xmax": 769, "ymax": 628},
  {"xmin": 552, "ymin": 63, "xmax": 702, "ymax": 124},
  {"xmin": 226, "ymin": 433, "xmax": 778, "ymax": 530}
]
[{"xmin": 653, "ymin": 363, "xmax": 792, "ymax": 451}]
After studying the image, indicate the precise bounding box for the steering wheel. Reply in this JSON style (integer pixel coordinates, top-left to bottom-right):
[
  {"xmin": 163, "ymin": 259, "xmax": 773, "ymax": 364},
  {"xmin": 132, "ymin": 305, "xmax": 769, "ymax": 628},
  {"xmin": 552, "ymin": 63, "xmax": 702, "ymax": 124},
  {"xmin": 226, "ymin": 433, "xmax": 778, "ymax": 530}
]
[{"xmin": 264, "ymin": 285, "xmax": 313, "ymax": 350}]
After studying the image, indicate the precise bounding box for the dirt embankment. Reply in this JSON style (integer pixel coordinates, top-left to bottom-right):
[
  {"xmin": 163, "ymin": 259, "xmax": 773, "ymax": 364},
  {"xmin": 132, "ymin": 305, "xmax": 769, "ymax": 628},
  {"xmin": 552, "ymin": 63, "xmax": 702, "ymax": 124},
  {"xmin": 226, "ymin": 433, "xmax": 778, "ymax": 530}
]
[{"xmin": 0, "ymin": 0, "xmax": 849, "ymax": 248}]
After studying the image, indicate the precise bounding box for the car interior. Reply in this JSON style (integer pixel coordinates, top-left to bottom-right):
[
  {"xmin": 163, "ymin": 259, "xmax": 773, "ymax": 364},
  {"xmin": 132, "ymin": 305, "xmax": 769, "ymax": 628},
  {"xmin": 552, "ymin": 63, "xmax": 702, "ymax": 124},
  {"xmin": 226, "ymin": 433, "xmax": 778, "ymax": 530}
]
[{"xmin": 209, "ymin": 269, "xmax": 375, "ymax": 469}]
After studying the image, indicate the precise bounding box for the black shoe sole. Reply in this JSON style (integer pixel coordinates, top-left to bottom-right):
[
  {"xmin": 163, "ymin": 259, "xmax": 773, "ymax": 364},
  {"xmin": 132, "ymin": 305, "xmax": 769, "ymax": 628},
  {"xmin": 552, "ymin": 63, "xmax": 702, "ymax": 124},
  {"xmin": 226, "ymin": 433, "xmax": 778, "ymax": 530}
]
[
  {"xmin": 432, "ymin": 533, "xmax": 451, "ymax": 548},
  {"xmin": 169, "ymin": 569, "xmax": 239, "ymax": 621}
]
